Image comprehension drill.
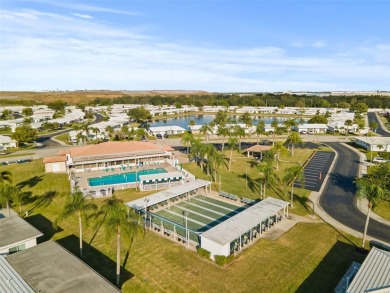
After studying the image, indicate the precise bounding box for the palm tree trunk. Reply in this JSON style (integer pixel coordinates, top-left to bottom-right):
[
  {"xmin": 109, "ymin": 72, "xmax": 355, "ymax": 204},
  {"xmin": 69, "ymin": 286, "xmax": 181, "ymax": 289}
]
[
  {"xmin": 78, "ymin": 212, "xmax": 83, "ymax": 258},
  {"xmin": 222, "ymin": 137, "xmax": 225, "ymax": 151},
  {"xmin": 229, "ymin": 150, "xmax": 233, "ymax": 170},
  {"xmin": 362, "ymin": 205, "xmax": 371, "ymax": 248},
  {"xmin": 6, "ymin": 200, "xmax": 10, "ymax": 217},
  {"xmin": 116, "ymin": 226, "xmax": 121, "ymax": 286},
  {"xmin": 290, "ymin": 184, "xmax": 294, "ymax": 207},
  {"xmin": 257, "ymin": 134, "xmax": 259, "ymax": 145}
]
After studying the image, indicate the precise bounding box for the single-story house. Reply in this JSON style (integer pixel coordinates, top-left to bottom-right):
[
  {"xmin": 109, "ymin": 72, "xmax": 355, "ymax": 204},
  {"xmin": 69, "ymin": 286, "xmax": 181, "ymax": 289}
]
[
  {"xmin": 149, "ymin": 126, "xmax": 186, "ymax": 136},
  {"xmin": 0, "ymin": 135, "xmax": 17, "ymax": 151},
  {"xmin": 354, "ymin": 137, "xmax": 390, "ymax": 152},
  {"xmin": 5, "ymin": 240, "xmax": 120, "ymax": 293},
  {"xmin": 0, "ymin": 210, "xmax": 43, "ymax": 255},
  {"xmin": 335, "ymin": 247, "xmax": 390, "ymax": 293},
  {"xmin": 293, "ymin": 123, "xmax": 329, "ymax": 134}
]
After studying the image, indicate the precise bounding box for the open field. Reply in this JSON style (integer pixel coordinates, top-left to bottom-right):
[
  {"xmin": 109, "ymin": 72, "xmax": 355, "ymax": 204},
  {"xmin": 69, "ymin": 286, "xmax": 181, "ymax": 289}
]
[
  {"xmin": 1, "ymin": 159, "xmax": 369, "ymax": 292},
  {"xmin": 0, "ymin": 90, "xmax": 211, "ymax": 105}
]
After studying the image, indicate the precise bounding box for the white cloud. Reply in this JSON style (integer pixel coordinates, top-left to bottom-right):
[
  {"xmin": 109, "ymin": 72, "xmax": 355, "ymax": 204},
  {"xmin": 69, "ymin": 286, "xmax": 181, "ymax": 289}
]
[
  {"xmin": 71, "ymin": 13, "xmax": 93, "ymax": 19},
  {"xmin": 1, "ymin": 7, "xmax": 389, "ymax": 92},
  {"xmin": 290, "ymin": 41, "xmax": 326, "ymax": 48}
]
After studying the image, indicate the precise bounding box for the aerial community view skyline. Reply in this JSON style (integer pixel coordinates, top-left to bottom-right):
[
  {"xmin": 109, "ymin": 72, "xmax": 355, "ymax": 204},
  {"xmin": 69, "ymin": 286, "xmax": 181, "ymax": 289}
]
[{"xmin": 1, "ymin": 0, "xmax": 389, "ymax": 92}]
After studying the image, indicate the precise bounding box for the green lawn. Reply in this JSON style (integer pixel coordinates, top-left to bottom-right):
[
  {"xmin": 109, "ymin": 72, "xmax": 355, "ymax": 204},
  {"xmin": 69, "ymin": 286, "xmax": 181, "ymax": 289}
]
[
  {"xmin": 183, "ymin": 147, "xmax": 314, "ymax": 217},
  {"xmin": 1, "ymin": 159, "xmax": 370, "ymax": 292},
  {"xmin": 54, "ymin": 133, "xmax": 73, "ymax": 145}
]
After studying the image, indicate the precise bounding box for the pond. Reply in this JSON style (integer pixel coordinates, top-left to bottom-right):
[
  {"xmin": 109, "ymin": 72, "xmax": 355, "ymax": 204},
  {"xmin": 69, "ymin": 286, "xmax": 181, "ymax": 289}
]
[{"xmin": 149, "ymin": 114, "xmax": 302, "ymax": 130}]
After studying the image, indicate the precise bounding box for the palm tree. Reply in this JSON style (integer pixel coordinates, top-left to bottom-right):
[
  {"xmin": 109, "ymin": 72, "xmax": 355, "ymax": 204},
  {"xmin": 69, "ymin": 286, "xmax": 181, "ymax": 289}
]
[
  {"xmin": 272, "ymin": 141, "xmax": 288, "ymax": 171},
  {"xmin": 210, "ymin": 150, "xmax": 224, "ymax": 187},
  {"xmin": 0, "ymin": 171, "xmax": 13, "ymax": 216},
  {"xmin": 105, "ymin": 126, "xmax": 114, "ymax": 138},
  {"xmin": 227, "ymin": 136, "xmax": 239, "ymax": 171},
  {"xmin": 98, "ymin": 197, "xmax": 143, "ymax": 286},
  {"xmin": 54, "ymin": 191, "xmax": 97, "ymax": 258},
  {"xmin": 181, "ymin": 131, "xmax": 194, "ymax": 154},
  {"xmin": 283, "ymin": 166, "xmax": 305, "ymax": 207},
  {"xmin": 355, "ymin": 176, "xmax": 385, "ymax": 247},
  {"xmin": 257, "ymin": 161, "xmax": 274, "ymax": 198},
  {"xmin": 255, "ymin": 120, "xmax": 266, "ymax": 145},
  {"xmin": 216, "ymin": 125, "xmax": 229, "ymax": 151},
  {"xmin": 199, "ymin": 123, "xmax": 213, "ymax": 143},
  {"xmin": 344, "ymin": 119, "xmax": 353, "ymax": 138},
  {"xmin": 283, "ymin": 118, "xmax": 297, "ymax": 135},
  {"xmin": 89, "ymin": 127, "xmax": 100, "ymax": 140},
  {"xmin": 234, "ymin": 125, "xmax": 246, "ymax": 150},
  {"xmin": 135, "ymin": 128, "xmax": 147, "ymax": 141},
  {"xmin": 369, "ymin": 121, "xmax": 378, "ymax": 133},
  {"xmin": 271, "ymin": 118, "xmax": 279, "ymax": 146},
  {"xmin": 12, "ymin": 190, "xmax": 29, "ymax": 213},
  {"xmin": 285, "ymin": 132, "xmax": 303, "ymax": 157}
]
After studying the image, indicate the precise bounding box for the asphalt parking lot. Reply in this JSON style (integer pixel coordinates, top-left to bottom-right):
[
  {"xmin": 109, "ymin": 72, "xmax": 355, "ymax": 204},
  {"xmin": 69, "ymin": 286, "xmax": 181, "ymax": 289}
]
[{"xmin": 294, "ymin": 151, "xmax": 335, "ymax": 192}]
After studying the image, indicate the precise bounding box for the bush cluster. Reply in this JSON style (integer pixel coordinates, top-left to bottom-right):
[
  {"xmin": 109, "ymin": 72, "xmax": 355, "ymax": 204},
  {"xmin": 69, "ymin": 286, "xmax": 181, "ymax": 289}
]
[
  {"xmin": 197, "ymin": 247, "xmax": 211, "ymax": 259},
  {"xmin": 214, "ymin": 254, "xmax": 235, "ymax": 266}
]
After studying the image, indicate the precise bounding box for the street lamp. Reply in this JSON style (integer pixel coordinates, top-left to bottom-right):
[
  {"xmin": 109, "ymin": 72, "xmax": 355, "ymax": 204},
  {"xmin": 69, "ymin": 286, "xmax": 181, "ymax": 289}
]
[
  {"xmin": 144, "ymin": 198, "xmax": 149, "ymax": 229},
  {"xmin": 183, "ymin": 211, "xmax": 189, "ymax": 249}
]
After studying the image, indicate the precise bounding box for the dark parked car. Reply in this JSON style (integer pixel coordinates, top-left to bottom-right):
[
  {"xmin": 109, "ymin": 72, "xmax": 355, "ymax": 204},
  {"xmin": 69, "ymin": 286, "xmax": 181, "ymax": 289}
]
[
  {"xmin": 163, "ymin": 133, "xmax": 169, "ymax": 138},
  {"xmin": 156, "ymin": 134, "xmax": 163, "ymax": 139}
]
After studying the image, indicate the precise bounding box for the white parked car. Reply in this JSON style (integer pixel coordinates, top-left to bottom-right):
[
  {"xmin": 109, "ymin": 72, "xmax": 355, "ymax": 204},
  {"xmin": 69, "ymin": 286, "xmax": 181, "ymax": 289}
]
[{"xmin": 373, "ymin": 157, "xmax": 386, "ymax": 163}]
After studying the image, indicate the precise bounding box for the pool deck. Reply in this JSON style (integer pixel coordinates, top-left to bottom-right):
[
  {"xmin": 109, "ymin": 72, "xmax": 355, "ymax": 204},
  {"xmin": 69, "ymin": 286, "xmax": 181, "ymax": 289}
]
[{"xmin": 75, "ymin": 163, "xmax": 178, "ymax": 190}]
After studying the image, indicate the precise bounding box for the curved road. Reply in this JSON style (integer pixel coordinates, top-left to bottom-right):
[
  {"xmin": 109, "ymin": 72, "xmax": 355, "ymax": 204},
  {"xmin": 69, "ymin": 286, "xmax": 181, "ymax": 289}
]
[
  {"xmin": 367, "ymin": 112, "xmax": 390, "ymax": 137},
  {"xmin": 36, "ymin": 113, "xmax": 105, "ymax": 148},
  {"xmin": 320, "ymin": 142, "xmax": 390, "ymax": 243}
]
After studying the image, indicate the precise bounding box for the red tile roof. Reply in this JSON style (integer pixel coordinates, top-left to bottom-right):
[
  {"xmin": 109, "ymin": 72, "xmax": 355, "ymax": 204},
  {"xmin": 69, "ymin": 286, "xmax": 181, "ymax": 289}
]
[{"xmin": 43, "ymin": 155, "xmax": 66, "ymax": 163}]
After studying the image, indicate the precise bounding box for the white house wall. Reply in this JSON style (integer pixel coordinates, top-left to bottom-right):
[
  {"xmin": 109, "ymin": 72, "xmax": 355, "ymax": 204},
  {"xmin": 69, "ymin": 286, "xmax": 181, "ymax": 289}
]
[{"xmin": 200, "ymin": 237, "xmax": 230, "ymax": 259}]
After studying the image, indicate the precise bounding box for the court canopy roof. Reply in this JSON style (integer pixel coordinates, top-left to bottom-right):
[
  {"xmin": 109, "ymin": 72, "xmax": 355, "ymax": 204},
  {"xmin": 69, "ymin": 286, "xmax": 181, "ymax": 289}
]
[
  {"xmin": 200, "ymin": 197, "xmax": 289, "ymax": 246},
  {"xmin": 139, "ymin": 171, "xmax": 183, "ymax": 183},
  {"xmin": 126, "ymin": 179, "xmax": 211, "ymax": 210}
]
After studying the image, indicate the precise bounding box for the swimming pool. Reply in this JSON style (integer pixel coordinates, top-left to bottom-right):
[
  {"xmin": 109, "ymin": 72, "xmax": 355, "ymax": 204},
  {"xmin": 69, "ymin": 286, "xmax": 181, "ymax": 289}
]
[{"xmin": 88, "ymin": 168, "xmax": 168, "ymax": 187}]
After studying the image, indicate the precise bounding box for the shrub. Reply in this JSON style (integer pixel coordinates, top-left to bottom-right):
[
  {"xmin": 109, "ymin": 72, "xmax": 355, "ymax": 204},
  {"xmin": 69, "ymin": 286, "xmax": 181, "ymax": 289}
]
[
  {"xmin": 226, "ymin": 254, "xmax": 235, "ymax": 264},
  {"xmin": 197, "ymin": 247, "xmax": 211, "ymax": 259},
  {"xmin": 214, "ymin": 255, "xmax": 227, "ymax": 266}
]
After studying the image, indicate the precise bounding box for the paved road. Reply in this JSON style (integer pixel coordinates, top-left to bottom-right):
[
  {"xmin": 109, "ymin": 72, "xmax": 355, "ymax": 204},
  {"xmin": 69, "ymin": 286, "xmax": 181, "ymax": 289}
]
[
  {"xmin": 36, "ymin": 113, "xmax": 105, "ymax": 148},
  {"xmin": 320, "ymin": 142, "xmax": 390, "ymax": 243},
  {"xmin": 367, "ymin": 112, "xmax": 390, "ymax": 137}
]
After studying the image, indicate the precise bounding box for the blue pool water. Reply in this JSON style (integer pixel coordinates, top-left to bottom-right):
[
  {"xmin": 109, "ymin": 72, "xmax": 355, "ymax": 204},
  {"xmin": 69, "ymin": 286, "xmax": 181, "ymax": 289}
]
[{"xmin": 88, "ymin": 168, "xmax": 168, "ymax": 187}]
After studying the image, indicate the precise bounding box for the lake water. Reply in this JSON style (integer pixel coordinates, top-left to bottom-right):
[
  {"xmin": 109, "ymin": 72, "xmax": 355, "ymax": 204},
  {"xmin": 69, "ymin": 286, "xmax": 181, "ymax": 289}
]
[{"xmin": 150, "ymin": 114, "xmax": 298, "ymax": 129}]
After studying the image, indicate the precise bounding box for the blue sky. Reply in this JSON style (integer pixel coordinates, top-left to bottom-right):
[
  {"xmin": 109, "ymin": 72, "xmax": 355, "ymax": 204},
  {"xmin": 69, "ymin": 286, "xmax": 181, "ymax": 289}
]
[{"xmin": 1, "ymin": 0, "xmax": 389, "ymax": 92}]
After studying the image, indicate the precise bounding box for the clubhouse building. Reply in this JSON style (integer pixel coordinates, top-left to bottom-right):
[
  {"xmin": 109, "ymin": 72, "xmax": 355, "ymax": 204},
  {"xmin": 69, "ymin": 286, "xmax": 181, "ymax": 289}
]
[{"xmin": 44, "ymin": 141, "xmax": 194, "ymax": 197}]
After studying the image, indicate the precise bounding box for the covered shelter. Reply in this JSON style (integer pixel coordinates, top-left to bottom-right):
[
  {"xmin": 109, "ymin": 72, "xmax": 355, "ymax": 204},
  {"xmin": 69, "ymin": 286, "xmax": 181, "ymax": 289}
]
[
  {"xmin": 126, "ymin": 179, "xmax": 212, "ymax": 211},
  {"xmin": 244, "ymin": 144, "xmax": 272, "ymax": 159},
  {"xmin": 139, "ymin": 171, "xmax": 184, "ymax": 191},
  {"xmin": 200, "ymin": 197, "xmax": 289, "ymax": 259}
]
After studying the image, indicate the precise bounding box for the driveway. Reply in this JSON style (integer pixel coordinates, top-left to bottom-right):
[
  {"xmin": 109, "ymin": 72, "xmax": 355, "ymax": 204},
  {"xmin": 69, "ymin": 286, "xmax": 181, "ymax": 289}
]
[{"xmin": 320, "ymin": 142, "xmax": 390, "ymax": 243}]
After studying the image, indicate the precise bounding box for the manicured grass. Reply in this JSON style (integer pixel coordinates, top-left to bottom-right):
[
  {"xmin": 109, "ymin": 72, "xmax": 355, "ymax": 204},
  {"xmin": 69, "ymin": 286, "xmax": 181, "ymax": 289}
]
[
  {"xmin": 183, "ymin": 147, "xmax": 314, "ymax": 216},
  {"xmin": 2, "ymin": 159, "xmax": 369, "ymax": 292},
  {"xmin": 374, "ymin": 201, "xmax": 390, "ymax": 221},
  {"xmin": 54, "ymin": 133, "xmax": 73, "ymax": 145}
]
